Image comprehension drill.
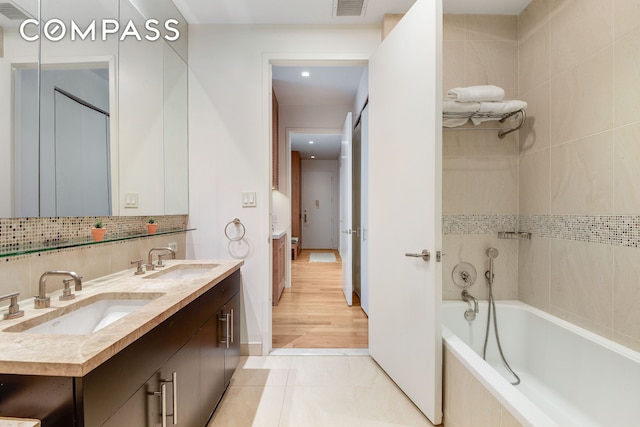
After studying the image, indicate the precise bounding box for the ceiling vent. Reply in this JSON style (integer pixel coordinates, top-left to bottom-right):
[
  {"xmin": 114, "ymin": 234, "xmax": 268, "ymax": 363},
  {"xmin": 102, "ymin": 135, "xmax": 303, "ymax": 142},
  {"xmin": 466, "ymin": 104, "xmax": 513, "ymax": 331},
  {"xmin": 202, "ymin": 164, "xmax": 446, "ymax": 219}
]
[
  {"xmin": 0, "ymin": 2, "xmax": 30, "ymax": 20},
  {"xmin": 333, "ymin": 0, "xmax": 368, "ymax": 17}
]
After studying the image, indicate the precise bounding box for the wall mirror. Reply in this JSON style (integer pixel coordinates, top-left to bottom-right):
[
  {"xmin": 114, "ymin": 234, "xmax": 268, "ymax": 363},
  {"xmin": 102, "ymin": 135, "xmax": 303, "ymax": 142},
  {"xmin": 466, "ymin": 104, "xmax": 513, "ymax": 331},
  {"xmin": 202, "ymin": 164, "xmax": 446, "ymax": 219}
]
[{"xmin": 0, "ymin": 0, "xmax": 188, "ymax": 218}]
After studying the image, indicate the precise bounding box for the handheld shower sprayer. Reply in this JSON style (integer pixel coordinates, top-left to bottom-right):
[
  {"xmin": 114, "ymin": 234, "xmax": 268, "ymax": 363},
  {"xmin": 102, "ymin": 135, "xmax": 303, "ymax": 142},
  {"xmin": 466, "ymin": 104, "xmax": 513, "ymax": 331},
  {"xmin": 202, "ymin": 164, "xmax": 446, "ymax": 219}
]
[{"xmin": 485, "ymin": 247, "xmax": 499, "ymax": 285}]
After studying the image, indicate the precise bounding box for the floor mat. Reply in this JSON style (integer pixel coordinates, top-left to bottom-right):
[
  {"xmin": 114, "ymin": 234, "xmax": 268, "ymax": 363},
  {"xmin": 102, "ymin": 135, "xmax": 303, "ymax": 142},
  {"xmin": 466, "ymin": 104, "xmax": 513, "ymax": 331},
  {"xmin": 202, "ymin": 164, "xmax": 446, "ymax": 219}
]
[{"xmin": 309, "ymin": 252, "xmax": 337, "ymax": 263}]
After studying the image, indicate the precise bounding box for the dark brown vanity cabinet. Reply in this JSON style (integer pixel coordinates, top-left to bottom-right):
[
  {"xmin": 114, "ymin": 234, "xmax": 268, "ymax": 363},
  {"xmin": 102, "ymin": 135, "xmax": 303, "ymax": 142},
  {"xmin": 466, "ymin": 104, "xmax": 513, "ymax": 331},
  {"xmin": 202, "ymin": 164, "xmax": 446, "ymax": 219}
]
[{"xmin": 0, "ymin": 270, "xmax": 241, "ymax": 427}]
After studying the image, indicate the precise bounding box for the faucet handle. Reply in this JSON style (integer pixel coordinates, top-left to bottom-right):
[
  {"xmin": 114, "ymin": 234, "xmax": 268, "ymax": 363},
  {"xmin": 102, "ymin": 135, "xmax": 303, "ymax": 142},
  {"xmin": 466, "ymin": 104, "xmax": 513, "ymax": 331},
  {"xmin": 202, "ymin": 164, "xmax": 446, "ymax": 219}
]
[
  {"xmin": 157, "ymin": 253, "xmax": 167, "ymax": 267},
  {"xmin": 0, "ymin": 292, "xmax": 25, "ymax": 320},
  {"xmin": 131, "ymin": 259, "xmax": 145, "ymax": 275},
  {"xmin": 60, "ymin": 279, "xmax": 77, "ymax": 301}
]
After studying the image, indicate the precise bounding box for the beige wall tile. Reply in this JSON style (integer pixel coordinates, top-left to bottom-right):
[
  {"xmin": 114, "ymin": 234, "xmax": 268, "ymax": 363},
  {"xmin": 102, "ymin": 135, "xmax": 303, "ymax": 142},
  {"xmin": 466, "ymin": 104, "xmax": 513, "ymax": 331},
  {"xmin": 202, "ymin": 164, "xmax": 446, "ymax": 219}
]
[
  {"xmin": 500, "ymin": 407, "xmax": 524, "ymax": 427},
  {"xmin": 518, "ymin": 23, "xmax": 549, "ymax": 95},
  {"xmin": 614, "ymin": 28, "xmax": 640, "ymax": 127},
  {"xmin": 443, "ymin": 156, "xmax": 466, "ymax": 215},
  {"xmin": 443, "ymin": 14, "xmax": 466, "ymax": 41},
  {"xmin": 520, "ymin": 83, "xmax": 550, "ymax": 153},
  {"xmin": 519, "ymin": 149, "xmax": 550, "ymax": 214},
  {"xmin": 467, "ymin": 41, "xmax": 518, "ymax": 99},
  {"xmin": 517, "ymin": 237, "xmax": 550, "ymax": 311},
  {"xmin": 614, "ymin": 0, "xmax": 640, "ymax": 40},
  {"xmin": 443, "ymin": 40, "xmax": 466, "ymax": 97},
  {"xmin": 614, "ymin": 122, "xmax": 640, "ymax": 214},
  {"xmin": 518, "ymin": 0, "xmax": 551, "ymax": 42},
  {"xmin": 549, "ymin": 131, "xmax": 614, "ymax": 215},
  {"xmin": 0, "ymin": 258, "xmax": 32, "ymax": 310},
  {"xmin": 548, "ymin": 0, "xmax": 613, "ymax": 76},
  {"xmin": 613, "ymin": 246, "xmax": 640, "ymax": 341},
  {"xmin": 466, "ymin": 15, "xmax": 518, "ymax": 41},
  {"xmin": 465, "ymin": 156, "xmax": 518, "ymax": 215},
  {"xmin": 443, "ymin": 347, "xmax": 501, "ymax": 427},
  {"xmin": 463, "ymin": 235, "xmax": 518, "ymax": 300},
  {"xmin": 549, "ymin": 239, "xmax": 614, "ymax": 328},
  {"xmin": 549, "ymin": 48, "xmax": 613, "ymax": 145},
  {"xmin": 443, "ymin": 235, "xmax": 466, "ymax": 300}
]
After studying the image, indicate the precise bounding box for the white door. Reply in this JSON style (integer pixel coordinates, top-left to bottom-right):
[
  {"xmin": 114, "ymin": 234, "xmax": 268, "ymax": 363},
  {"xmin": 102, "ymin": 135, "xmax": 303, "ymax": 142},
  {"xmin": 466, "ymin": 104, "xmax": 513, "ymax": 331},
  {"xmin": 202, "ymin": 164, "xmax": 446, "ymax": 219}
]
[
  {"xmin": 360, "ymin": 105, "xmax": 370, "ymax": 315},
  {"xmin": 302, "ymin": 170, "xmax": 334, "ymax": 249},
  {"xmin": 339, "ymin": 112, "xmax": 353, "ymax": 306},
  {"xmin": 368, "ymin": 0, "xmax": 443, "ymax": 424}
]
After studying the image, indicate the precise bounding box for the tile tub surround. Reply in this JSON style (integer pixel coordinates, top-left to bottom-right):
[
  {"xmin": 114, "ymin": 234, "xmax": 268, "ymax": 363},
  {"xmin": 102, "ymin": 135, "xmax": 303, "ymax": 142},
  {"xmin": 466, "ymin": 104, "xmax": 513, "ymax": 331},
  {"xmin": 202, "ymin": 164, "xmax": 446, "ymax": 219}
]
[{"xmin": 0, "ymin": 259, "xmax": 242, "ymax": 376}]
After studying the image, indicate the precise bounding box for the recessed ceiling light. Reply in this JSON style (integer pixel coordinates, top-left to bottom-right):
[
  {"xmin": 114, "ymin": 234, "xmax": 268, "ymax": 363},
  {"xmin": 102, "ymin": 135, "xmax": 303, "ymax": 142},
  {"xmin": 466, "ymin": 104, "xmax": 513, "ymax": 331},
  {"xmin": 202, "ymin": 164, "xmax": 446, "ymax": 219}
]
[
  {"xmin": 309, "ymin": 140, "xmax": 314, "ymax": 144},
  {"xmin": 311, "ymin": 155, "xmax": 316, "ymax": 159},
  {"xmin": 301, "ymin": 71, "xmax": 310, "ymax": 77}
]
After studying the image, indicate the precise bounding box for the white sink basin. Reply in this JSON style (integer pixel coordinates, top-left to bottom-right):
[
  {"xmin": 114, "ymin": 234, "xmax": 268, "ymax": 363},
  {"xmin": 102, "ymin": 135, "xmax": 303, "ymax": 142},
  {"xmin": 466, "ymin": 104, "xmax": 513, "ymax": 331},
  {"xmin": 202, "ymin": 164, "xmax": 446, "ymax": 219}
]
[
  {"xmin": 145, "ymin": 264, "xmax": 218, "ymax": 280},
  {"xmin": 5, "ymin": 293, "xmax": 162, "ymax": 335}
]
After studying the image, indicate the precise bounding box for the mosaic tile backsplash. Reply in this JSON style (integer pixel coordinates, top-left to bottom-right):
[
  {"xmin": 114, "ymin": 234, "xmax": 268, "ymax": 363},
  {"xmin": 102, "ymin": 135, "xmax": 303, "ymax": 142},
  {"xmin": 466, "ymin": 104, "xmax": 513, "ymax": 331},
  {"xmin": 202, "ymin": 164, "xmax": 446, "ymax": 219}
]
[
  {"xmin": 445, "ymin": 214, "xmax": 640, "ymax": 248},
  {"xmin": 0, "ymin": 215, "xmax": 188, "ymax": 255}
]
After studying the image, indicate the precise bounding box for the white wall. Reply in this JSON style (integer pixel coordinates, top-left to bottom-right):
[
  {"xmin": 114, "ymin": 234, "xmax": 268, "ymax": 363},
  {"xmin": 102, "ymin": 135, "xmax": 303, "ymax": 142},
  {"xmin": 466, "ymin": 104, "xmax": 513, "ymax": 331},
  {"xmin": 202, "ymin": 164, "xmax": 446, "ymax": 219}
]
[
  {"xmin": 187, "ymin": 24, "xmax": 380, "ymax": 352},
  {"xmin": 272, "ymin": 103, "xmax": 352, "ymax": 234}
]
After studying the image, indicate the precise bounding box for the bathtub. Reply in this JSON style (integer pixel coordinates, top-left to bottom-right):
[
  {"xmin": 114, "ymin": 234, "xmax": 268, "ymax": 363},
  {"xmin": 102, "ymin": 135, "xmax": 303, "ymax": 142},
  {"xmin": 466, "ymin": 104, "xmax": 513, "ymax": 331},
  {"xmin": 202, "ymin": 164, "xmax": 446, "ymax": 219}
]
[{"xmin": 442, "ymin": 301, "xmax": 640, "ymax": 427}]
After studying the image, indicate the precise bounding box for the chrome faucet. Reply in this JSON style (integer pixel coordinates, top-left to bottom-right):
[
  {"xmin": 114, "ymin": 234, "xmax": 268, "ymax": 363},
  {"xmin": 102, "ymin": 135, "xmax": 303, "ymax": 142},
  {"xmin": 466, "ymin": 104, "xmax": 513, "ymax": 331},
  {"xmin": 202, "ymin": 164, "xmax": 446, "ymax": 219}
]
[
  {"xmin": 35, "ymin": 271, "xmax": 82, "ymax": 309},
  {"xmin": 147, "ymin": 247, "xmax": 176, "ymax": 270},
  {"xmin": 461, "ymin": 289, "xmax": 478, "ymax": 321}
]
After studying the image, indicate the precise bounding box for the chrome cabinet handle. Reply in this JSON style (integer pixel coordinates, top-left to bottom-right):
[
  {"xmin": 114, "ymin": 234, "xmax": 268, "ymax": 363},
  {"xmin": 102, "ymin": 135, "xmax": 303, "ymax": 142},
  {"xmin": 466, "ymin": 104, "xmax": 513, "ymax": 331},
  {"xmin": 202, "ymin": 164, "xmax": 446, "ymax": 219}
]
[
  {"xmin": 161, "ymin": 372, "xmax": 178, "ymax": 425},
  {"xmin": 151, "ymin": 383, "xmax": 167, "ymax": 427},
  {"xmin": 230, "ymin": 309, "xmax": 234, "ymax": 344},
  {"xmin": 226, "ymin": 313, "xmax": 231, "ymax": 348},
  {"xmin": 219, "ymin": 314, "xmax": 230, "ymax": 348},
  {"xmin": 404, "ymin": 249, "xmax": 431, "ymax": 262}
]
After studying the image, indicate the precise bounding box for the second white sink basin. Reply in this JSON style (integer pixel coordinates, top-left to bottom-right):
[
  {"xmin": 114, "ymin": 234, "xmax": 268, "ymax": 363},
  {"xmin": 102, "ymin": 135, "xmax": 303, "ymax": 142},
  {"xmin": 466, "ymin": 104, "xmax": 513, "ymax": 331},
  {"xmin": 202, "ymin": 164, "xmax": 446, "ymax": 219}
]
[{"xmin": 5, "ymin": 293, "xmax": 162, "ymax": 335}]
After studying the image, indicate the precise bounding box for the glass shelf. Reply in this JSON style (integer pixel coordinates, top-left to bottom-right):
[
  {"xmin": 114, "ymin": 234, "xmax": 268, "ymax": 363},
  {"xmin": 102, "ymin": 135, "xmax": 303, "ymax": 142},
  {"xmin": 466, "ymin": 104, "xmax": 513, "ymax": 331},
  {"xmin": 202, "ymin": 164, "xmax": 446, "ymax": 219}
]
[{"xmin": 0, "ymin": 228, "xmax": 195, "ymax": 258}]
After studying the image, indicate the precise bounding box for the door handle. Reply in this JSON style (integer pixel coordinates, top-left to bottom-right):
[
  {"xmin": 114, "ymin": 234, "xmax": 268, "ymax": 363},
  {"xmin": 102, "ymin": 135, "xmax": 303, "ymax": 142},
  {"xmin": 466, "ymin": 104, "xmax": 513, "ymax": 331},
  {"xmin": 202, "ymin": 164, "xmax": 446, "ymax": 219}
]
[
  {"xmin": 151, "ymin": 383, "xmax": 167, "ymax": 427},
  {"xmin": 404, "ymin": 249, "xmax": 430, "ymax": 262}
]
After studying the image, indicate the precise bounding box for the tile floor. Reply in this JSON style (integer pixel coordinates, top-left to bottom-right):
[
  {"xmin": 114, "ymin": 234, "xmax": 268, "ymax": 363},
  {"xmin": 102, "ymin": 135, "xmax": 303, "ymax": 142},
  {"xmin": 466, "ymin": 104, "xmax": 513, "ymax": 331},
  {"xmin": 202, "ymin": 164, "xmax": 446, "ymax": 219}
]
[{"xmin": 207, "ymin": 352, "xmax": 435, "ymax": 427}]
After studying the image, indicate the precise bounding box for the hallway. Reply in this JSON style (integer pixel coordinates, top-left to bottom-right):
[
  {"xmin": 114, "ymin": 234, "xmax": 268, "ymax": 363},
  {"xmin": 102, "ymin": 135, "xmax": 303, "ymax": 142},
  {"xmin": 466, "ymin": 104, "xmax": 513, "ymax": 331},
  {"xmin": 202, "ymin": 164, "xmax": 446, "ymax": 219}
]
[{"xmin": 272, "ymin": 250, "xmax": 368, "ymax": 348}]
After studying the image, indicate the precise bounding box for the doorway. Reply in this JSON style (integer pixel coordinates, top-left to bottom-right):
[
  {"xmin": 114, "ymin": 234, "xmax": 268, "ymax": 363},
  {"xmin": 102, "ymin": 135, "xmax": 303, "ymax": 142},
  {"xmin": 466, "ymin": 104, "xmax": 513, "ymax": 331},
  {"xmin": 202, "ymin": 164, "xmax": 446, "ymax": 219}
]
[{"xmin": 270, "ymin": 63, "xmax": 369, "ymax": 349}]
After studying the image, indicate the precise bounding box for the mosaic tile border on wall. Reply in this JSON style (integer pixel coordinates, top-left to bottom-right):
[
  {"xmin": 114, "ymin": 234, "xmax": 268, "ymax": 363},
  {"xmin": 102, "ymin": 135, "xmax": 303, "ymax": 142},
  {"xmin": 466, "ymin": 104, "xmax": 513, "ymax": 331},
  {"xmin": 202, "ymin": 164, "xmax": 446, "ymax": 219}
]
[
  {"xmin": 0, "ymin": 215, "xmax": 188, "ymax": 255},
  {"xmin": 444, "ymin": 214, "xmax": 640, "ymax": 248}
]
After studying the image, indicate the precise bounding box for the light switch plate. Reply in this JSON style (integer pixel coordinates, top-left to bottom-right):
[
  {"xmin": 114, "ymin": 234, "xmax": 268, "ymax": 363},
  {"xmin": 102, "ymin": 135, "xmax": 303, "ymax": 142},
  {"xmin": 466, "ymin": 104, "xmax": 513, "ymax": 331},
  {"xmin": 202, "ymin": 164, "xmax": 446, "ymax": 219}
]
[
  {"xmin": 124, "ymin": 192, "xmax": 139, "ymax": 208},
  {"xmin": 242, "ymin": 192, "xmax": 257, "ymax": 207}
]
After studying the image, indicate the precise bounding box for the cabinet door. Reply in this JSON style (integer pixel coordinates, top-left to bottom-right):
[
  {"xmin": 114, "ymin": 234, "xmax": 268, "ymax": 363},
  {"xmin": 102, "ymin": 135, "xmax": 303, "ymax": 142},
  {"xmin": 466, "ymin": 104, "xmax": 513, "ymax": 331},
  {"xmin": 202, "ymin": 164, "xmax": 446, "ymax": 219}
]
[
  {"xmin": 224, "ymin": 292, "xmax": 241, "ymax": 386},
  {"xmin": 102, "ymin": 380, "xmax": 156, "ymax": 427},
  {"xmin": 159, "ymin": 334, "xmax": 201, "ymax": 426},
  {"xmin": 200, "ymin": 308, "xmax": 226, "ymax": 424}
]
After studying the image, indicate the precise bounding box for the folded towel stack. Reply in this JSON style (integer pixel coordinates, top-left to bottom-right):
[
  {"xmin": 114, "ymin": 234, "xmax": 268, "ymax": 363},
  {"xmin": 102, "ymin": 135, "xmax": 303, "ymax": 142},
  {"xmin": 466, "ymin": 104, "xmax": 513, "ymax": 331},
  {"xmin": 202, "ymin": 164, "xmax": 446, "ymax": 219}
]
[
  {"xmin": 446, "ymin": 85, "xmax": 505, "ymax": 102},
  {"xmin": 442, "ymin": 85, "xmax": 527, "ymax": 127}
]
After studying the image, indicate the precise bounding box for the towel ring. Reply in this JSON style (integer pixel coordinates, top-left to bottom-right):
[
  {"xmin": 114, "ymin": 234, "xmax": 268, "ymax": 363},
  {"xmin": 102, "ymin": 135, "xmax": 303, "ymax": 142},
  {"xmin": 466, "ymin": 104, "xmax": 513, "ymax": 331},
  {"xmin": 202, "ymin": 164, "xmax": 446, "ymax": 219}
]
[{"xmin": 224, "ymin": 218, "xmax": 246, "ymax": 241}]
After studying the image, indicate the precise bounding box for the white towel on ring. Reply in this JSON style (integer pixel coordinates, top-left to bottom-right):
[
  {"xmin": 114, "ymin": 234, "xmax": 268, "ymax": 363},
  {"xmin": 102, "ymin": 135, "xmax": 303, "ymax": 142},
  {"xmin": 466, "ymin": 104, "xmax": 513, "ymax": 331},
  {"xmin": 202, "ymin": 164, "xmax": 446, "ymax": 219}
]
[
  {"xmin": 442, "ymin": 100, "xmax": 480, "ymax": 127},
  {"xmin": 471, "ymin": 100, "xmax": 528, "ymax": 125},
  {"xmin": 446, "ymin": 85, "xmax": 505, "ymax": 102}
]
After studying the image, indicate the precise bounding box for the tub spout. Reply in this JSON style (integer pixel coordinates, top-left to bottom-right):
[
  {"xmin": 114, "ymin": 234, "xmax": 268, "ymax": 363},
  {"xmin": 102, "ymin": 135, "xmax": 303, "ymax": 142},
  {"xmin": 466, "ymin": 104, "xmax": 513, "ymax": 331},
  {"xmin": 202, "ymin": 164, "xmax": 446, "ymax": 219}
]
[{"xmin": 461, "ymin": 290, "xmax": 478, "ymax": 321}]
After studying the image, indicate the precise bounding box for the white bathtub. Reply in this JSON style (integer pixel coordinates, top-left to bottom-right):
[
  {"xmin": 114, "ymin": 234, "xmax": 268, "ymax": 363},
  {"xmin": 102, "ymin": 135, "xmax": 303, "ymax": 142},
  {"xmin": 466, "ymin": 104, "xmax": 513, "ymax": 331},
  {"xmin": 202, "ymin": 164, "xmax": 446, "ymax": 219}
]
[{"xmin": 442, "ymin": 300, "xmax": 640, "ymax": 427}]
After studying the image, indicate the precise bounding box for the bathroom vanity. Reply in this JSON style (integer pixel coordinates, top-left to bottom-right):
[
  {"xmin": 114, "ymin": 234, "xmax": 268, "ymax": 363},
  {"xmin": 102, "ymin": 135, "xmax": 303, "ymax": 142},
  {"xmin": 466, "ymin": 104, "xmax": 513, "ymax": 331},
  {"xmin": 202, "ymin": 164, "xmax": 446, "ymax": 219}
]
[{"xmin": 0, "ymin": 260, "xmax": 242, "ymax": 426}]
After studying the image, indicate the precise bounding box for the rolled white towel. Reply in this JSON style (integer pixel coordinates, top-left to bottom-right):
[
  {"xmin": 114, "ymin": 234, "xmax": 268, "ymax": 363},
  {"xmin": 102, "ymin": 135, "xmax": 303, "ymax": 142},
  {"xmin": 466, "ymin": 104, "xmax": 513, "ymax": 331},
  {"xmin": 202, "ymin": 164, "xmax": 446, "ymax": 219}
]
[
  {"xmin": 446, "ymin": 85, "xmax": 505, "ymax": 102},
  {"xmin": 471, "ymin": 100, "xmax": 527, "ymax": 125}
]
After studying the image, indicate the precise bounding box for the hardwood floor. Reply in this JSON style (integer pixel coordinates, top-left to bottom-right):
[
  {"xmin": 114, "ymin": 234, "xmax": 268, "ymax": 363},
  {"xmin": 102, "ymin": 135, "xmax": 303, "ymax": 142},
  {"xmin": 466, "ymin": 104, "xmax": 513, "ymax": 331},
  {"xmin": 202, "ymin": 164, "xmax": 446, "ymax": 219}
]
[{"xmin": 272, "ymin": 249, "xmax": 368, "ymax": 348}]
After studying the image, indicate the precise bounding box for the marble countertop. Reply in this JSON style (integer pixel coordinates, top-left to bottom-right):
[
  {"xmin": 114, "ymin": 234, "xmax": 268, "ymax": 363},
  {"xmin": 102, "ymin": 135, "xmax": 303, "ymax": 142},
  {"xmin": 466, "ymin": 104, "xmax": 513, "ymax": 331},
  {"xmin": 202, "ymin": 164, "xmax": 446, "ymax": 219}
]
[
  {"xmin": 0, "ymin": 418, "xmax": 40, "ymax": 427},
  {"xmin": 272, "ymin": 229, "xmax": 286, "ymax": 239},
  {"xmin": 0, "ymin": 259, "xmax": 243, "ymax": 377}
]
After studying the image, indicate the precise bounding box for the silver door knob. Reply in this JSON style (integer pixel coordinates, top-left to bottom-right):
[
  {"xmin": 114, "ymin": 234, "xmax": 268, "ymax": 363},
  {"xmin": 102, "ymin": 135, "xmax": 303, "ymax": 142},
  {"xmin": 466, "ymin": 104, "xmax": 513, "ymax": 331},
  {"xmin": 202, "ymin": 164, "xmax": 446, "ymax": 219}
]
[{"xmin": 404, "ymin": 249, "xmax": 430, "ymax": 262}]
